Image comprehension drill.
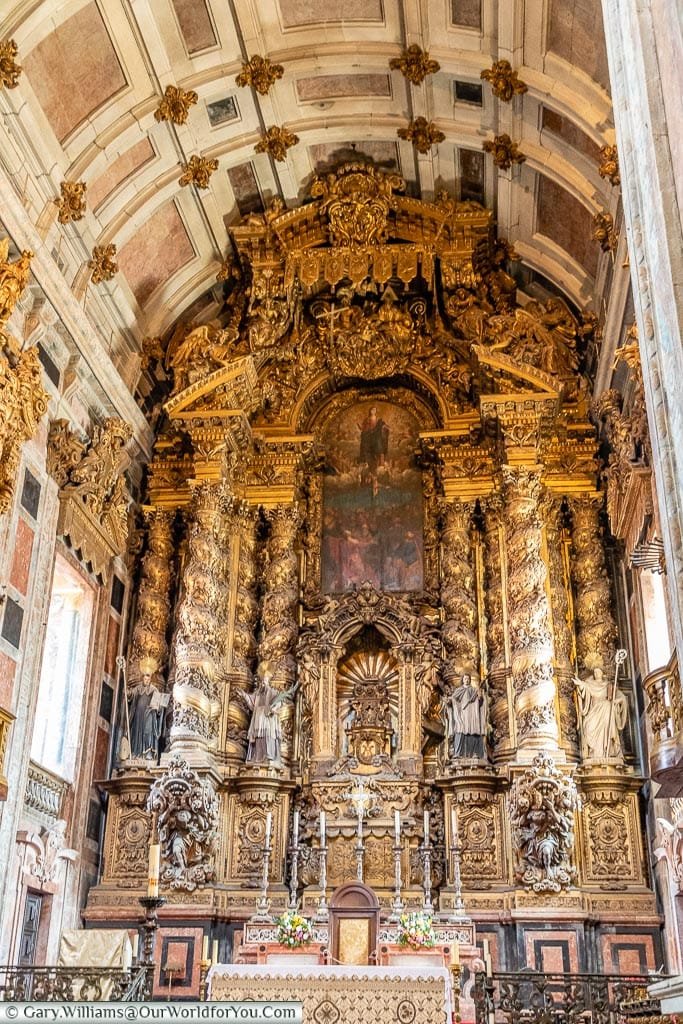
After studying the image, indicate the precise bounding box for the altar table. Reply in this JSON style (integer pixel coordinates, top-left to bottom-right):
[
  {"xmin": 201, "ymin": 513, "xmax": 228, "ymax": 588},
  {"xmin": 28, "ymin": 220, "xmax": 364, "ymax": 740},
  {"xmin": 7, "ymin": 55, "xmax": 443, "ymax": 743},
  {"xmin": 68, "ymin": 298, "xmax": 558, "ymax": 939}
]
[{"xmin": 208, "ymin": 963, "xmax": 454, "ymax": 1023}]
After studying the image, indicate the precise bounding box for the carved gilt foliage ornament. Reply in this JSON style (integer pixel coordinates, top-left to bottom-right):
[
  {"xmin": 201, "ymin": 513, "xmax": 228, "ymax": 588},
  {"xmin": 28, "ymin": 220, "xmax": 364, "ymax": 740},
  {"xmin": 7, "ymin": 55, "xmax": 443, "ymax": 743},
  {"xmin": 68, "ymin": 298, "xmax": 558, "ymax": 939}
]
[
  {"xmin": 0, "ymin": 39, "xmax": 21, "ymax": 89},
  {"xmin": 483, "ymin": 134, "xmax": 526, "ymax": 171},
  {"xmin": 389, "ymin": 46, "xmax": 440, "ymax": 85},
  {"xmin": 255, "ymin": 126, "xmax": 299, "ymax": 162},
  {"xmin": 55, "ymin": 181, "xmax": 86, "ymax": 223},
  {"xmin": 89, "ymin": 244, "xmax": 118, "ymax": 284},
  {"xmin": 0, "ymin": 241, "xmax": 48, "ymax": 515},
  {"xmin": 154, "ymin": 84, "xmax": 198, "ymax": 124},
  {"xmin": 236, "ymin": 55, "xmax": 284, "ymax": 95},
  {"xmin": 480, "ymin": 60, "xmax": 528, "ymax": 102},
  {"xmin": 397, "ymin": 117, "xmax": 445, "ymax": 154},
  {"xmin": 179, "ymin": 155, "xmax": 219, "ymax": 189}
]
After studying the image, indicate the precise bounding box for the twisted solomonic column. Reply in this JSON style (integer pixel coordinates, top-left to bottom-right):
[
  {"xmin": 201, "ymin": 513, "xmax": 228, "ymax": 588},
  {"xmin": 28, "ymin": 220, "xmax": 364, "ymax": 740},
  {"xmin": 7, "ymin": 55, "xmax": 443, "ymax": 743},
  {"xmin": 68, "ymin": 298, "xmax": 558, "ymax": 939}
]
[
  {"xmin": 169, "ymin": 483, "xmax": 232, "ymax": 759},
  {"xmin": 569, "ymin": 494, "xmax": 618, "ymax": 675},
  {"xmin": 544, "ymin": 494, "xmax": 580, "ymax": 759},
  {"xmin": 439, "ymin": 500, "xmax": 479, "ymax": 682},
  {"xmin": 501, "ymin": 466, "xmax": 560, "ymax": 753},
  {"xmin": 127, "ymin": 508, "xmax": 175, "ymax": 680},
  {"xmin": 224, "ymin": 501, "xmax": 260, "ymax": 762},
  {"xmin": 256, "ymin": 504, "xmax": 302, "ymax": 763},
  {"xmin": 481, "ymin": 493, "xmax": 513, "ymax": 760}
]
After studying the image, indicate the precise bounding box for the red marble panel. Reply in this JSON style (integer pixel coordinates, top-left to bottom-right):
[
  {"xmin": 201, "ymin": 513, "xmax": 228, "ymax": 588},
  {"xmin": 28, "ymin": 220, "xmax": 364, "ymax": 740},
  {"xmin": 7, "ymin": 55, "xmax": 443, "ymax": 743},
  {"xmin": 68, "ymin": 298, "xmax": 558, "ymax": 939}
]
[
  {"xmin": 118, "ymin": 202, "xmax": 195, "ymax": 307},
  {"xmin": 600, "ymin": 933, "xmax": 657, "ymax": 973},
  {"xmin": 536, "ymin": 174, "xmax": 599, "ymax": 278},
  {"xmin": 451, "ymin": 0, "xmax": 481, "ymax": 28},
  {"xmin": 541, "ymin": 107, "xmax": 602, "ymax": 163},
  {"xmin": 9, "ymin": 518, "xmax": 34, "ymax": 597},
  {"xmin": 278, "ymin": 0, "xmax": 383, "ymax": 28},
  {"xmin": 152, "ymin": 928, "xmax": 203, "ymax": 998},
  {"xmin": 104, "ymin": 616, "xmax": 120, "ymax": 677},
  {"xmin": 171, "ymin": 0, "xmax": 217, "ymax": 52},
  {"xmin": 89, "ymin": 139, "xmax": 156, "ymax": 210},
  {"xmin": 523, "ymin": 930, "xmax": 579, "ymax": 973},
  {"xmin": 297, "ymin": 74, "xmax": 391, "ymax": 101},
  {"xmin": 547, "ymin": 0, "xmax": 610, "ymax": 94},
  {"xmin": 23, "ymin": 3, "xmax": 127, "ymax": 142},
  {"xmin": 0, "ymin": 651, "xmax": 16, "ymax": 710}
]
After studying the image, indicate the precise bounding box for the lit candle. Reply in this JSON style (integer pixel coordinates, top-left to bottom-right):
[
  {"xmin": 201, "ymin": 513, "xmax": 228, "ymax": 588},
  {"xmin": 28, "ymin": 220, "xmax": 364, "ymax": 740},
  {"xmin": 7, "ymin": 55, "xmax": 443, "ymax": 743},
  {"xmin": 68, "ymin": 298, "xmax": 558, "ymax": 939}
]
[
  {"xmin": 423, "ymin": 810, "xmax": 430, "ymax": 844},
  {"xmin": 450, "ymin": 941, "xmax": 460, "ymax": 968},
  {"xmin": 293, "ymin": 809, "xmax": 300, "ymax": 848},
  {"xmin": 265, "ymin": 811, "xmax": 272, "ymax": 846},
  {"xmin": 483, "ymin": 938, "xmax": 492, "ymax": 976},
  {"xmin": 451, "ymin": 805, "xmax": 458, "ymax": 846},
  {"xmin": 202, "ymin": 936, "xmax": 209, "ymax": 961},
  {"xmin": 320, "ymin": 810, "xmax": 326, "ymax": 846},
  {"xmin": 212, "ymin": 940, "xmax": 218, "ymax": 965},
  {"xmin": 147, "ymin": 842, "xmax": 160, "ymax": 898},
  {"xmin": 394, "ymin": 810, "xmax": 401, "ymax": 845},
  {"xmin": 131, "ymin": 933, "xmax": 139, "ymax": 961}
]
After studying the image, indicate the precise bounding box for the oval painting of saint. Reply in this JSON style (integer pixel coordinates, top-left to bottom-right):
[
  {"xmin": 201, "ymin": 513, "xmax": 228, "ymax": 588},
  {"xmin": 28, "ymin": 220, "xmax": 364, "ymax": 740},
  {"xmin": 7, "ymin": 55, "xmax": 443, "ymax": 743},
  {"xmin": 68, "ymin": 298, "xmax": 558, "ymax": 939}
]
[{"xmin": 321, "ymin": 399, "xmax": 423, "ymax": 593}]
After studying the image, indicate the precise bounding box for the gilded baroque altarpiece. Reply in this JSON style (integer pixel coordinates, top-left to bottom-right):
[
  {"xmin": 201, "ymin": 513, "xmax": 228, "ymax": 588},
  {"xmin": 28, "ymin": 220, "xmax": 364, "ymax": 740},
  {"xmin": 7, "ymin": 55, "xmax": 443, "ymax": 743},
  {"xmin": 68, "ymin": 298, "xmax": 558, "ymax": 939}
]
[{"xmin": 88, "ymin": 166, "xmax": 655, "ymax": 935}]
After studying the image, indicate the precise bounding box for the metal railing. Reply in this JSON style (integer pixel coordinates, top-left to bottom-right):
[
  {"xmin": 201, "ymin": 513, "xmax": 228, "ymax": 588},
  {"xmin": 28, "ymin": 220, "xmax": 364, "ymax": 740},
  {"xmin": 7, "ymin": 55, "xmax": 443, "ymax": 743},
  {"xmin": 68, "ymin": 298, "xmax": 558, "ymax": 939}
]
[
  {"xmin": 0, "ymin": 966, "xmax": 151, "ymax": 1002},
  {"xmin": 473, "ymin": 971, "xmax": 665, "ymax": 1024}
]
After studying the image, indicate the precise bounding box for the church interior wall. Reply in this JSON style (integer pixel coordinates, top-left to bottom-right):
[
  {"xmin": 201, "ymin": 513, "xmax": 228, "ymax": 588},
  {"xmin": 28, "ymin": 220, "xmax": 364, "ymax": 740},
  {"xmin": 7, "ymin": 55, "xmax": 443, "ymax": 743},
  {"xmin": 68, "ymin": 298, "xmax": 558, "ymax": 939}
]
[{"xmin": 0, "ymin": 0, "xmax": 681, "ymax": 997}]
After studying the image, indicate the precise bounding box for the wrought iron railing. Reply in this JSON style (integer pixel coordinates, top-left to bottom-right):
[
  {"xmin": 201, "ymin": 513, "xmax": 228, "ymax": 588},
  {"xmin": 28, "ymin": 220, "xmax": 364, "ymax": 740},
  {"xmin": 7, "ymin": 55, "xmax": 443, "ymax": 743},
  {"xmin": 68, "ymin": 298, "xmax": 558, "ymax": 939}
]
[
  {"xmin": 0, "ymin": 966, "xmax": 150, "ymax": 1001},
  {"xmin": 473, "ymin": 971, "xmax": 665, "ymax": 1024}
]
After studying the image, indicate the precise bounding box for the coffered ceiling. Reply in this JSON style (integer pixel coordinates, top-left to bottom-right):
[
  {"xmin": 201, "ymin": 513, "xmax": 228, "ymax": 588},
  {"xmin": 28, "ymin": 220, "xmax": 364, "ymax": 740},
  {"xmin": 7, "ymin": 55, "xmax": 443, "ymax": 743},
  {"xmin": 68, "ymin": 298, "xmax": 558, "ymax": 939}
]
[{"xmin": 0, "ymin": 0, "xmax": 620, "ymax": 373}]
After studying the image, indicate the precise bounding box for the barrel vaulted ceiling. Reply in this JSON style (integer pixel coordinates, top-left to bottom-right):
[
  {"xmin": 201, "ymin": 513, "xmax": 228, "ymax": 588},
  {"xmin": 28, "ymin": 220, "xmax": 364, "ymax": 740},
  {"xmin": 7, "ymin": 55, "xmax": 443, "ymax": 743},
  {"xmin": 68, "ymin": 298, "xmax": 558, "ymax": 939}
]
[{"xmin": 0, "ymin": 0, "xmax": 620, "ymax": 403}]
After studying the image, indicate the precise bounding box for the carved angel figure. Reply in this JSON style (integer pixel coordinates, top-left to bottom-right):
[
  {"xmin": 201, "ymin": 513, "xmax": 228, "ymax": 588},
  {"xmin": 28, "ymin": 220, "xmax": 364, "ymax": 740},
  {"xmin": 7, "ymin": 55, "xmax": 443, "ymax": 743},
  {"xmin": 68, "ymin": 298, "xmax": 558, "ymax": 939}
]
[
  {"xmin": 167, "ymin": 323, "xmax": 236, "ymax": 392},
  {"xmin": 147, "ymin": 756, "xmax": 218, "ymax": 891}
]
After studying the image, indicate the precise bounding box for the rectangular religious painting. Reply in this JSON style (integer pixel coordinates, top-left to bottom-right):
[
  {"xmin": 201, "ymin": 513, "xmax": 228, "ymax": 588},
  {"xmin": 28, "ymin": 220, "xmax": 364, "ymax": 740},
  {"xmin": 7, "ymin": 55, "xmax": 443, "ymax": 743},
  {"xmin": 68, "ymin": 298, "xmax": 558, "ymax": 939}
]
[{"xmin": 321, "ymin": 399, "xmax": 423, "ymax": 592}]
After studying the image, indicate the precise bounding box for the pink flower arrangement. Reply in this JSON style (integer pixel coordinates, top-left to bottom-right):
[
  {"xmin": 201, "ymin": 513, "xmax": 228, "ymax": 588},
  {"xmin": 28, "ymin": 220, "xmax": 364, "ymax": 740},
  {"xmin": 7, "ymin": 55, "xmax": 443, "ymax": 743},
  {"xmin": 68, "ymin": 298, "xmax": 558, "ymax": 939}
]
[
  {"xmin": 276, "ymin": 911, "xmax": 314, "ymax": 948},
  {"xmin": 397, "ymin": 911, "xmax": 436, "ymax": 949}
]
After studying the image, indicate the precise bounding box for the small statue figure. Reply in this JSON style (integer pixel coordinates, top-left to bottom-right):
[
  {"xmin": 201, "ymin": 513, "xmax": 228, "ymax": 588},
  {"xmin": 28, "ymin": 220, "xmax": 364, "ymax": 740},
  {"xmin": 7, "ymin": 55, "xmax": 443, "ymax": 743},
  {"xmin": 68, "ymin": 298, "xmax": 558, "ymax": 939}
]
[
  {"xmin": 442, "ymin": 673, "xmax": 487, "ymax": 759},
  {"xmin": 147, "ymin": 755, "xmax": 218, "ymax": 891},
  {"xmin": 243, "ymin": 661, "xmax": 298, "ymax": 764},
  {"xmin": 574, "ymin": 656, "xmax": 628, "ymax": 760},
  {"xmin": 128, "ymin": 657, "xmax": 166, "ymax": 759}
]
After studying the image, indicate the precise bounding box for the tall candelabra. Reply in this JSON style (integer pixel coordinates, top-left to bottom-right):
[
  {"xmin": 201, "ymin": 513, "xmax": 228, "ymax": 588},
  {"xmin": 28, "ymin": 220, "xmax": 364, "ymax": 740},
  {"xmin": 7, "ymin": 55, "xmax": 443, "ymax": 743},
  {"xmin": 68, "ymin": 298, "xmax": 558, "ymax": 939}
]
[
  {"xmin": 250, "ymin": 827, "xmax": 273, "ymax": 923},
  {"xmin": 421, "ymin": 836, "xmax": 434, "ymax": 913},
  {"xmin": 355, "ymin": 812, "xmax": 365, "ymax": 882},
  {"xmin": 314, "ymin": 841, "xmax": 329, "ymax": 922},
  {"xmin": 288, "ymin": 838, "xmax": 301, "ymax": 910},
  {"xmin": 139, "ymin": 895, "xmax": 165, "ymax": 999},
  {"xmin": 389, "ymin": 839, "xmax": 404, "ymax": 921}
]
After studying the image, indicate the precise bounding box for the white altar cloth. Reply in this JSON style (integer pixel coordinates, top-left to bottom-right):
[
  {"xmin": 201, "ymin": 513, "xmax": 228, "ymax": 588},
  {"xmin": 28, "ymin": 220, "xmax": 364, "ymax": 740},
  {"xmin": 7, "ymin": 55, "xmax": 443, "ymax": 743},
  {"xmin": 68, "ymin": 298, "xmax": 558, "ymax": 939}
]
[{"xmin": 208, "ymin": 964, "xmax": 453, "ymax": 1023}]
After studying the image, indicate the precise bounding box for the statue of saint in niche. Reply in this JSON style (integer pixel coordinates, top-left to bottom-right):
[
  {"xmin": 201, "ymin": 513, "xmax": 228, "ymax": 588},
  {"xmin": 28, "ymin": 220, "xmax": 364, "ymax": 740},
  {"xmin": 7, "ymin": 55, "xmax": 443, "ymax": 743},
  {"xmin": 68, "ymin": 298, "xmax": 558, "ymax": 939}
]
[
  {"xmin": 574, "ymin": 658, "xmax": 627, "ymax": 760},
  {"xmin": 243, "ymin": 662, "xmax": 299, "ymax": 764},
  {"xmin": 128, "ymin": 657, "xmax": 168, "ymax": 759},
  {"xmin": 442, "ymin": 673, "xmax": 487, "ymax": 759}
]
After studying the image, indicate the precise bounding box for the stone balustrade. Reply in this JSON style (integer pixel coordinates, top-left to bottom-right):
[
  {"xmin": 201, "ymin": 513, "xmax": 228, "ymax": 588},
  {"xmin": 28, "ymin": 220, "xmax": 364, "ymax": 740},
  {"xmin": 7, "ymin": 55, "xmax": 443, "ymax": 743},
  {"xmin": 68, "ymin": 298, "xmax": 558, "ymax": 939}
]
[{"xmin": 645, "ymin": 650, "xmax": 683, "ymax": 795}]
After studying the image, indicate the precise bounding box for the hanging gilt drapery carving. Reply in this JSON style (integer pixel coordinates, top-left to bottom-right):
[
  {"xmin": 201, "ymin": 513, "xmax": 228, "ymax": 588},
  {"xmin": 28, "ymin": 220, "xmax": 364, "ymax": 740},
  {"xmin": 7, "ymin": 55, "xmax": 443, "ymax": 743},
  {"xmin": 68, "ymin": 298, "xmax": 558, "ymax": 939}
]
[
  {"xmin": 0, "ymin": 241, "xmax": 48, "ymax": 516},
  {"xmin": 501, "ymin": 466, "xmax": 560, "ymax": 751},
  {"xmin": 170, "ymin": 483, "xmax": 232, "ymax": 755},
  {"xmin": 47, "ymin": 417, "xmax": 132, "ymax": 579}
]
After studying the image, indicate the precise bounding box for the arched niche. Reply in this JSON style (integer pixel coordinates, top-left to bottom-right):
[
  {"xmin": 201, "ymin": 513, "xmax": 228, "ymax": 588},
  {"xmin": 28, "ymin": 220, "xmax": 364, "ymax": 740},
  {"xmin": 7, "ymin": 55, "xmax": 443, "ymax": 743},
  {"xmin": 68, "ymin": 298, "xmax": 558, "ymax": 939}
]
[{"xmin": 297, "ymin": 584, "xmax": 441, "ymax": 777}]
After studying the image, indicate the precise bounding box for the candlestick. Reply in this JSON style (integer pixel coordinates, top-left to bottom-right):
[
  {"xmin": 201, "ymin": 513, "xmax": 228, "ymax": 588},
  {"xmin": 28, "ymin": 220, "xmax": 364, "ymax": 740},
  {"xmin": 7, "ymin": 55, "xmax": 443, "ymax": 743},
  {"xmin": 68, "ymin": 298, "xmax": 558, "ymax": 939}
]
[
  {"xmin": 389, "ymin": 834, "xmax": 404, "ymax": 921},
  {"xmin": 423, "ymin": 809, "xmax": 430, "ymax": 843},
  {"xmin": 293, "ymin": 809, "xmax": 300, "ymax": 848},
  {"xmin": 314, "ymin": 837, "xmax": 329, "ymax": 922},
  {"xmin": 265, "ymin": 811, "xmax": 272, "ymax": 845},
  {"xmin": 147, "ymin": 843, "xmax": 160, "ymax": 898},
  {"xmin": 357, "ymin": 809, "xmax": 363, "ymax": 840},
  {"xmin": 131, "ymin": 932, "xmax": 139, "ymax": 961},
  {"xmin": 394, "ymin": 810, "xmax": 401, "ymax": 846},
  {"xmin": 421, "ymin": 828, "xmax": 433, "ymax": 913},
  {"xmin": 249, "ymin": 817, "xmax": 274, "ymax": 922},
  {"xmin": 320, "ymin": 810, "xmax": 326, "ymax": 845},
  {"xmin": 355, "ymin": 819, "xmax": 364, "ymax": 882}
]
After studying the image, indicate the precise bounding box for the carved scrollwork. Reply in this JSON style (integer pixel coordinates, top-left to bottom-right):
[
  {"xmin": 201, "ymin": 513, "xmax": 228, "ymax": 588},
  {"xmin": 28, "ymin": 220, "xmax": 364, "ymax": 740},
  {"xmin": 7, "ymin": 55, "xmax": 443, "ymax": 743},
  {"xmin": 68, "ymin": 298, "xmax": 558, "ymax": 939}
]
[{"xmin": 148, "ymin": 755, "xmax": 218, "ymax": 891}]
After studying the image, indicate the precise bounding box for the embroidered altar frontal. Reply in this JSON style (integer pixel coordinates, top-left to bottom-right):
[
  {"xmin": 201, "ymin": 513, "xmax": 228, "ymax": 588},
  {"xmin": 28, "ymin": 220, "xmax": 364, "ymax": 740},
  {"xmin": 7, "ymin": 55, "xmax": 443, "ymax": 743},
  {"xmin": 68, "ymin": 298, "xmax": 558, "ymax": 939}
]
[{"xmin": 208, "ymin": 965, "xmax": 451, "ymax": 1024}]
